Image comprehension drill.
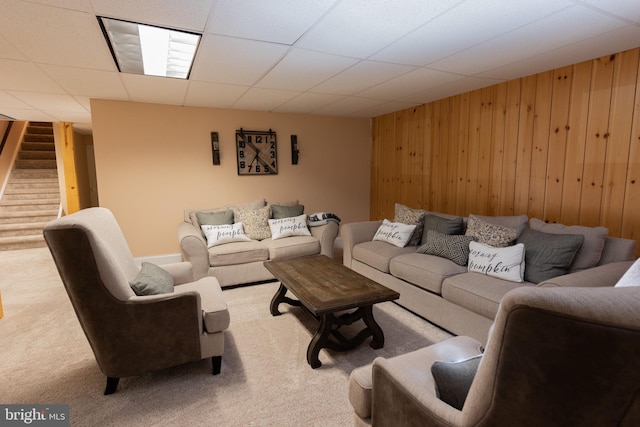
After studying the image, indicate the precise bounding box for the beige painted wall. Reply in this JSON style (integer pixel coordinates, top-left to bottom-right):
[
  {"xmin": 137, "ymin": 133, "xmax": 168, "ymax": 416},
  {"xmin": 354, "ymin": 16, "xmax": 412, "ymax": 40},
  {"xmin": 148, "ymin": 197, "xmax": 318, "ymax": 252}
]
[{"xmin": 90, "ymin": 99, "xmax": 371, "ymax": 257}]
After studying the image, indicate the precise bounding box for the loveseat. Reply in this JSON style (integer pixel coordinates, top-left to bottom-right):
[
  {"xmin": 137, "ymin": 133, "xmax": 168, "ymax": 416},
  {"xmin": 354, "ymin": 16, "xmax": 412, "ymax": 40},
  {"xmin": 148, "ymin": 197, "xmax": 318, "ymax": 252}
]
[
  {"xmin": 342, "ymin": 204, "xmax": 636, "ymax": 344},
  {"xmin": 178, "ymin": 199, "xmax": 339, "ymax": 287}
]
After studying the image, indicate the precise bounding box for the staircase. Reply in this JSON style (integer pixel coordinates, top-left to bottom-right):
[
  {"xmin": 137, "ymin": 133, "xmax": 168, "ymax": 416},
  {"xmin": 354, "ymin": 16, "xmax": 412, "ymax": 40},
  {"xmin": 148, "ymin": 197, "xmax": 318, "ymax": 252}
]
[{"xmin": 0, "ymin": 122, "xmax": 60, "ymax": 250}]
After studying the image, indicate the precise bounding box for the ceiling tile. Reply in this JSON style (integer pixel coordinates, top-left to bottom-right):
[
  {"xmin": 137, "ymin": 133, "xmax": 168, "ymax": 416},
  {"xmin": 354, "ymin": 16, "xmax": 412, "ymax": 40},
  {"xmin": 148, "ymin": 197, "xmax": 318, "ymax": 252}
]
[
  {"xmin": 401, "ymin": 76, "xmax": 504, "ymax": 104},
  {"xmin": 0, "ymin": 107, "xmax": 57, "ymax": 122},
  {"xmin": 206, "ymin": 0, "xmax": 337, "ymax": 44},
  {"xmin": 0, "ymin": 0, "xmax": 114, "ymax": 70},
  {"xmin": 371, "ymin": 0, "xmax": 573, "ymax": 66},
  {"xmin": 45, "ymin": 110, "xmax": 92, "ymax": 124},
  {"xmin": 91, "ymin": 0, "xmax": 213, "ymax": 32},
  {"xmin": 0, "ymin": 34, "xmax": 27, "ymax": 61},
  {"xmin": 0, "ymin": 90, "xmax": 32, "ymax": 109},
  {"xmin": 357, "ymin": 68, "xmax": 464, "ymax": 100},
  {"xmin": 39, "ymin": 64, "xmax": 129, "ymax": 98},
  {"xmin": 430, "ymin": 5, "xmax": 628, "ymax": 75},
  {"xmin": 273, "ymin": 92, "xmax": 346, "ymax": 114},
  {"xmin": 348, "ymin": 101, "xmax": 420, "ymax": 118},
  {"xmin": 312, "ymin": 61, "xmax": 416, "ymax": 95},
  {"xmin": 232, "ymin": 87, "xmax": 300, "ymax": 111},
  {"xmin": 190, "ymin": 35, "xmax": 289, "ymax": 85},
  {"xmin": 0, "ymin": 60, "xmax": 65, "ymax": 93},
  {"xmin": 7, "ymin": 91, "xmax": 88, "ymax": 112},
  {"xmin": 312, "ymin": 96, "xmax": 386, "ymax": 116},
  {"xmin": 120, "ymin": 74, "xmax": 189, "ymax": 104},
  {"xmin": 580, "ymin": 0, "xmax": 640, "ymax": 24},
  {"xmin": 296, "ymin": 0, "xmax": 464, "ymax": 58},
  {"xmin": 184, "ymin": 81, "xmax": 248, "ymax": 108},
  {"xmin": 255, "ymin": 49, "xmax": 359, "ymax": 91}
]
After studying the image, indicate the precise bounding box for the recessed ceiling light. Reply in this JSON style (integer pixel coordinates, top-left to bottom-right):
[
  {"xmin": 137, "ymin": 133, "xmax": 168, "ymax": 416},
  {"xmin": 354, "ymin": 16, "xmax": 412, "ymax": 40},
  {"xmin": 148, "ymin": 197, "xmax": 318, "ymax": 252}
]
[{"xmin": 98, "ymin": 16, "xmax": 201, "ymax": 79}]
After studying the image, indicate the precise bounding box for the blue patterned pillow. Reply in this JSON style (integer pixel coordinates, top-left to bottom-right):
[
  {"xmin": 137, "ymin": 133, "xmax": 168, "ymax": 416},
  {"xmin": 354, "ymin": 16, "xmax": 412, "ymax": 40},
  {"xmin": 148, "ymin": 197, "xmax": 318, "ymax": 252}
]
[{"xmin": 417, "ymin": 230, "xmax": 475, "ymax": 266}]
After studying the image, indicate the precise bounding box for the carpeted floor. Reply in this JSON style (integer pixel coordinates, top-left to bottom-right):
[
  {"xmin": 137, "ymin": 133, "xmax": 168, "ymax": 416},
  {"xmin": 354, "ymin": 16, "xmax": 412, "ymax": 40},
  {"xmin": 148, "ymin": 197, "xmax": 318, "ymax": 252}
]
[{"xmin": 0, "ymin": 247, "xmax": 452, "ymax": 426}]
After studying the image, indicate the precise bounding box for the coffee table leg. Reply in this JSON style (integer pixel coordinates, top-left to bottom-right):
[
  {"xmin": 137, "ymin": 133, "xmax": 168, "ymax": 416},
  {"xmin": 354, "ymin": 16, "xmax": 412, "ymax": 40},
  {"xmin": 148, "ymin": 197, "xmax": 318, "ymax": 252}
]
[
  {"xmin": 307, "ymin": 314, "xmax": 333, "ymax": 368},
  {"xmin": 270, "ymin": 283, "xmax": 288, "ymax": 316},
  {"xmin": 363, "ymin": 306, "xmax": 385, "ymax": 349}
]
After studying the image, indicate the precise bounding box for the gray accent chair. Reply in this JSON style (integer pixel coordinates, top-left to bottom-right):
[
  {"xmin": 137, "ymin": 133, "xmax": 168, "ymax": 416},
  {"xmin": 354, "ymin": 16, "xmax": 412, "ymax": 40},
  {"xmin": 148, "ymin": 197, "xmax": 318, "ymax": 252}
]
[
  {"xmin": 44, "ymin": 207, "xmax": 230, "ymax": 394},
  {"xmin": 349, "ymin": 285, "xmax": 640, "ymax": 426}
]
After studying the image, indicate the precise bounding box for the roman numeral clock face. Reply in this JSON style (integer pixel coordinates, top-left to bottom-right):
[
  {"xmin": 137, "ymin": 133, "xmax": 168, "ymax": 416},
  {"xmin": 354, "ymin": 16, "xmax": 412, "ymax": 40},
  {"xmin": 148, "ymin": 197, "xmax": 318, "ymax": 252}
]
[{"xmin": 236, "ymin": 130, "xmax": 278, "ymax": 175}]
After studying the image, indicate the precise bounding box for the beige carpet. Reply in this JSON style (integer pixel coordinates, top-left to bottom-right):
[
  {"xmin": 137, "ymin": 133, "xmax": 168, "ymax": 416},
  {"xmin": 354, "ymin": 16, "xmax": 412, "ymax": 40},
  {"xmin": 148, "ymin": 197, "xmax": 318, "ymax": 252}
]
[{"xmin": 0, "ymin": 247, "xmax": 452, "ymax": 426}]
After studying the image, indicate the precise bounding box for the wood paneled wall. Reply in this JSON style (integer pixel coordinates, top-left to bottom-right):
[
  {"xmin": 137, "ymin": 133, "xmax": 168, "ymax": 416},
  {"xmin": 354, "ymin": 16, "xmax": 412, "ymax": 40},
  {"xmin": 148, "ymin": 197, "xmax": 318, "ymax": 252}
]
[{"xmin": 371, "ymin": 47, "xmax": 640, "ymax": 255}]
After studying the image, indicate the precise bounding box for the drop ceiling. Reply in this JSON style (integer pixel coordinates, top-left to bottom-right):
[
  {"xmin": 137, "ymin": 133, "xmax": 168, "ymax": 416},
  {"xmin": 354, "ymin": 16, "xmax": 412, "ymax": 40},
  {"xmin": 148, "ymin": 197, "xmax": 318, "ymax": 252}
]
[{"xmin": 1, "ymin": 0, "xmax": 639, "ymax": 134}]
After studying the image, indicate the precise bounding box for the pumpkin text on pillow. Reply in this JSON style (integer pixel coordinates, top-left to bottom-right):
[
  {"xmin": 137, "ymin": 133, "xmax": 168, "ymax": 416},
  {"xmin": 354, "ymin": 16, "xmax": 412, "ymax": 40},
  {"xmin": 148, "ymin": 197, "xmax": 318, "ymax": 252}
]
[
  {"xmin": 468, "ymin": 241, "xmax": 525, "ymax": 282},
  {"xmin": 268, "ymin": 214, "xmax": 311, "ymax": 240},
  {"xmin": 373, "ymin": 219, "xmax": 417, "ymax": 248},
  {"xmin": 201, "ymin": 222, "xmax": 252, "ymax": 247}
]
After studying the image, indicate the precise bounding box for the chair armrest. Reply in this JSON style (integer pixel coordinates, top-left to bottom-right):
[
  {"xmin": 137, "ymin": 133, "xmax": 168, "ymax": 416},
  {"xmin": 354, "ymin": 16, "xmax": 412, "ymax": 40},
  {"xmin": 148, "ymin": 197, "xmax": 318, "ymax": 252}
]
[
  {"xmin": 369, "ymin": 336, "xmax": 482, "ymax": 426},
  {"xmin": 341, "ymin": 221, "xmax": 382, "ymax": 268},
  {"xmin": 160, "ymin": 261, "xmax": 194, "ymax": 285},
  {"xmin": 537, "ymin": 260, "xmax": 635, "ymax": 288},
  {"xmin": 178, "ymin": 221, "xmax": 209, "ymax": 280},
  {"xmin": 310, "ymin": 221, "xmax": 339, "ymax": 258}
]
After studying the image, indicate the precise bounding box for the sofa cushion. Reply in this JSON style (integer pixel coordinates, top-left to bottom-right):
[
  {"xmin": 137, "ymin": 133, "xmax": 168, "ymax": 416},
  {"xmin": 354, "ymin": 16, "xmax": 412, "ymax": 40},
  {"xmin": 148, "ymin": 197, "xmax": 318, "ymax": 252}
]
[
  {"xmin": 390, "ymin": 252, "xmax": 467, "ymax": 294},
  {"xmin": 442, "ymin": 273, "xmax": 532, "ymax": 320},
  {"xmin": 517, "ymin": 227, "xmax": 584, "ymax": 283},
  {"xmin": 207, "ymin": 240, "xmax": 269, "ymax": 267},
  {"xmin": 529, "ymin": 218, "xmax": 608, "ymax": 272},
  {"xmin": 465, "ymin": 215, "xmax": 519, "ymax": 248},
  {"xmin": 271, "ymin": 204, "xmax": 304, "ymax": 219},
  {"xmin": 234, "ymin": 205, "xmax": 272, "ymax": 240},
  {"xmin": 420, "ymin": 214, "xmax": 464, "ymax": 245},
  {"xmin": 432, "ymin": 355, "xmax": 482, "ymax": 410},
  {"xmin": 394, "ymin": 203, "xmax": 425, "ymax": 246},
  {"xmin": 373, "ymin": 219, "xmax": 417, "ymax": 248},
  {"xmin": 417, "ymin": 230, "xmax": 475, "ymax": 266},
  {"xmin": 195, "ymin": 210, "xmax": 234, "ymax": 227},
  {"xmin": 261, "ymin": 235, "xmax": 320, "ymax": 260},
  {"xmin": 129, "ymin": 262, "xmax": 175, "ymax": 296},
  {"xmin": 467, "ymin": 241, "xmax": 525, "ymax": 283},
  {"xmin": 201, "ymin": 222, "xmax": 251, "ymax": 247},
  {"xmin": 353, "ymin": 241, "xmax": 417, "ymax": 274},
  {"xmin": 268, "ymin": 214, "xmax": 311, "ymax": 239}
]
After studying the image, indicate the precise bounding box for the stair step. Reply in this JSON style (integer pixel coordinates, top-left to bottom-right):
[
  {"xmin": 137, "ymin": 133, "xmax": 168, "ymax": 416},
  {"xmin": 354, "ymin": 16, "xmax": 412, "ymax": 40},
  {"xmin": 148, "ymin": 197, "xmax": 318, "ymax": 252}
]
[
  {"xmin": 14, "ymin": 159, "xmax": 57, "ymax": 169},
  {"xmin": 18, "ymin": 150, "xmax": 56, "ymax": 160},
  {"xmin": 26, "ymin": 125, "xmax": 53, "ymax": 135},
  {"xmin": 3, "ymin": 191, "xmax": 60, "ymax": 200},
  {"xmin": 9, "ymin": 169, "xmax": 58, "ymax": 179},
  {"xmin": 0, "ymin": 234, "xmax": 47, "ymax": 251},
  {"xmin": 22, "ymin": 141, "xmax": 55, "ymax": 150},
  {"xmin": 0, "ymin": 222, "xmax": 47, "ymax": 237},
  {"xmin": 0, "ymin": 199, "xmax": 60, "ymax": 211},
  {"xmin": 0, "ymin": 210, "xmax": 59, "ymax": 224}
]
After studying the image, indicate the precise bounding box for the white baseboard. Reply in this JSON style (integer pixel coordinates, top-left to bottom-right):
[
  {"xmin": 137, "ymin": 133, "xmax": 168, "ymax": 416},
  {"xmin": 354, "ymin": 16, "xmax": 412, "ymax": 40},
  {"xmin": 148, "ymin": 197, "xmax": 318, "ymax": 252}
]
[{"xmin": 134, "ymin": 253, "xmax": 183, "ymax": 266}]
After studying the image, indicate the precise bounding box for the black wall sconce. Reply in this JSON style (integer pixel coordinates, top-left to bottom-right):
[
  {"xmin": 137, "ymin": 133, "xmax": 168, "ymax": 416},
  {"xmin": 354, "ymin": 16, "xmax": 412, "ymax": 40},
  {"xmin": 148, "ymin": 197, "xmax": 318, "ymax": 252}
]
[
  {"xmin": 291, "ymin": 135, "xmax": 299, "ymax": 165},
  {"xmin": 211, "ymin": 131, "xmax": 220, "ymax": 165}
]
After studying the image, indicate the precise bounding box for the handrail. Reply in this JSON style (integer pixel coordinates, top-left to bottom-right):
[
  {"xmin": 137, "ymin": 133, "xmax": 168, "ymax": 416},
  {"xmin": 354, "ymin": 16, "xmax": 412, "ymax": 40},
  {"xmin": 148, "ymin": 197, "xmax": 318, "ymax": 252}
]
[{"xmin": 0, "ymin": 121, "xmax": 13, "ymax": 156}]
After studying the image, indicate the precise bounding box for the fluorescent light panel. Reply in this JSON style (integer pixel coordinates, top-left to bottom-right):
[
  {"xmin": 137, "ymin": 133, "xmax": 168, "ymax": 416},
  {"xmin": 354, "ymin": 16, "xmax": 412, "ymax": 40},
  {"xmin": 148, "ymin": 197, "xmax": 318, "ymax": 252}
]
[{"xmin": 99, "ymin": 17, "xmax": 200, "ymax": 79}]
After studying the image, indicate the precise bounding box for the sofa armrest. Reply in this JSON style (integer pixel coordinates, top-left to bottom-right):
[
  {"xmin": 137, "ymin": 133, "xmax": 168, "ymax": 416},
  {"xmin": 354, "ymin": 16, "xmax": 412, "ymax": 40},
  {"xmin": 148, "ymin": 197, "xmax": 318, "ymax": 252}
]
[
  {"xmin": 310, "ymin": 221, "xmax": 339, "ymax": 258},
  {"xmin": 160, "ymin": 261, "xmax": 195, "ymax": 285},
  {"xmin": 341, "ymin": 221, "xmax": 382, "ymax": 268},
  {"xmin": 178, "ymin": 221, "xmax": 209, "ymax": 280},
  {"xmin": 537, "ymin": 260, "xmax": 635, "ymax": 288}
]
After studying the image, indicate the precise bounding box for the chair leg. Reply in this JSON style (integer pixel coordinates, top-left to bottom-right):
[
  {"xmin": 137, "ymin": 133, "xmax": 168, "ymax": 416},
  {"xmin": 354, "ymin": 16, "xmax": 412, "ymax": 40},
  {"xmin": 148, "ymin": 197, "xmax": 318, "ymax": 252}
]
[
  {"xmin": 104, "ymin": 377, "xmax": 119, "ymax": 395},
  {"xmin": 212, "ymin": 356, "xmax": 222, "ymax": 375}
]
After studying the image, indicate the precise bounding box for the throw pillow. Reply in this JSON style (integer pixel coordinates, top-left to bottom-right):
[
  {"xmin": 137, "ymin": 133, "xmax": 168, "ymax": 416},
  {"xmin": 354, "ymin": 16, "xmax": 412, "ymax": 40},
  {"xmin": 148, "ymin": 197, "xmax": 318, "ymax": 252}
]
[
  {"xmin": 417, "ymin": 230, "xmax": 475, "ymax": 266},
  {"xmin": 431, "ymin": 355, "xmax": 482, "ymax": 410},
  {"xmin": 373, "ymin": 219, "xmax": 417, "ymax": 248},
  {"xmin": 421, "ymin": 214, "xmax": 464, "ymax": 245},
  {"xmin": 233, "ymin": 205, "xmax": 271, "ymax": 240},
  {"xmin": 268, "ymin": 214, "xmax": 311, "ymax": 239},
  {"xmin": 529, "ymin": 218, "xmax": 608, "ymax": 271},
  {"xmin": 201, "ymin": 222, "xmax": 252, "ymax": 247},
  {"xmin": 195, "ymin": 209, "xmax": 234, "ymax": 227},
  {"xmin": 129, "ymin": 262, "xmax": 175, "ymax": 296},
  {"xmin": 271, "ymin": 204, "xmax": 304, "ymax": 219},
  {"xmin": 472, "ymin": 214, "xmax": 529, "ymax": 235},
  {"xmin": 465, "ymin": 215, "xmax": 519, "ymax": 248},
  {"xmin": 394, "ymin": 203, "xmax": 425, "ymax": 246},
  {"xmin": 517, "ymin": 228, "xmax": 584, "ymax": 283},
  {"xmin": 614, "ymin": 258, "xmax": 640, "ymax": 287},
  {"xmin": 468, "ymin": 241, "xmax": 525, "ymax": 282}
]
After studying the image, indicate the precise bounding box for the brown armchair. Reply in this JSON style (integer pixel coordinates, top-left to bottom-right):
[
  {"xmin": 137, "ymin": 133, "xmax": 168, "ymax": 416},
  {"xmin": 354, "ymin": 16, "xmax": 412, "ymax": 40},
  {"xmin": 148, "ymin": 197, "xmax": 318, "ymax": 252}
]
[
  {"xmin": 349, "ymin": 285, "xmax": 640, "ymax": 426},
  {"xmin": 44, "ymin": 207, "xmax": 230, "ymax": 394}
]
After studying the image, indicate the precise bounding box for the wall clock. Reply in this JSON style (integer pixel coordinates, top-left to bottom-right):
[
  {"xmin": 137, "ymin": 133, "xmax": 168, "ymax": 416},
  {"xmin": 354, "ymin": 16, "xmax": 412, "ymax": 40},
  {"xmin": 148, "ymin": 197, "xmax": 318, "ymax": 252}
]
[{"xmin": 235, "ymin": 128, "xmax": 278, "ymax": 175}]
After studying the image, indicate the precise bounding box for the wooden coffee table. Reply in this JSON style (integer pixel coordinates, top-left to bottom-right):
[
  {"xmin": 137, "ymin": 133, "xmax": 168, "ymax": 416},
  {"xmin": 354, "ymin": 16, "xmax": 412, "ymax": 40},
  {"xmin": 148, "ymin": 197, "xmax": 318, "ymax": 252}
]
[{"xmin": 264, "ymin": 255, "xmax": 400, "ymax": 368}]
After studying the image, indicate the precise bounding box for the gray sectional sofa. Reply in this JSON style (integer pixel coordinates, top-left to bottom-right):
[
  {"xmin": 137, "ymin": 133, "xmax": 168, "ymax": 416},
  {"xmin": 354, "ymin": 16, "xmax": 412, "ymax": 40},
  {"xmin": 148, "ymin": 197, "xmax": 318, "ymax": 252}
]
[
  {"xmin": 178, "ymin": 198, "xmax": 339, "ymax": 287},
  {"xmin": 342, "ymin": 206, "xmax": 636, "ymax": 344}
]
